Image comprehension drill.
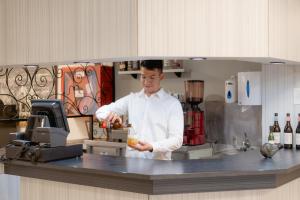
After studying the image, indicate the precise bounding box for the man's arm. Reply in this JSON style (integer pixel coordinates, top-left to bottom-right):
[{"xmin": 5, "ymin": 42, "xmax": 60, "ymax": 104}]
[{"xmin": 95, "ymin": 95, "xmax": 130, "ymax": 122}]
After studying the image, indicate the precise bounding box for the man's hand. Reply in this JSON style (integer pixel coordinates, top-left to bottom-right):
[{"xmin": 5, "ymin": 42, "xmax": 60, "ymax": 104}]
[
  {"xmin": 131, "ymin": 141, "xmax": 153, "ymax": 152},
  {"xmin": 106, "ymin": 112, "xmax": 122, "ymax": 124}
]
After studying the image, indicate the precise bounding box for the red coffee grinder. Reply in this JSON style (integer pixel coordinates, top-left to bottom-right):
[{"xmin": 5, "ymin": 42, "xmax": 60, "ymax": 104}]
[{"xmin": 183, "ymin": 80, "xmax": 205, "ymax": 145}]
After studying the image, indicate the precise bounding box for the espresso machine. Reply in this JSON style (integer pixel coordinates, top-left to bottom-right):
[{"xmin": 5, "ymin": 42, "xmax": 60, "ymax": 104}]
[{"xmin": 183, "ymin": 80, "xmax": 205, "ymax": 145}]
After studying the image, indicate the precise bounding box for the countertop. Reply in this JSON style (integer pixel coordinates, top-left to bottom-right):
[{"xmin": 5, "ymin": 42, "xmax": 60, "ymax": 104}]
[{"xmin": 4, "ymin": 148, "xmax": 300, "ymax": 194}]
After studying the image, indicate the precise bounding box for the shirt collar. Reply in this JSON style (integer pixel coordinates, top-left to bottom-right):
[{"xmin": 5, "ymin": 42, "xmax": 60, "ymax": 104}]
[{"xmin": 138, "ymin": 88, "xmax": 165, "ymax": 99}]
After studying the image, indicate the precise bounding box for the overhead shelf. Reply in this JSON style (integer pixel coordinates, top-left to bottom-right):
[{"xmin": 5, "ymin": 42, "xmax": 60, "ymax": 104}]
[{"xmin": 118, "ymin": 68, "xmax": 185, "ymax": 79}]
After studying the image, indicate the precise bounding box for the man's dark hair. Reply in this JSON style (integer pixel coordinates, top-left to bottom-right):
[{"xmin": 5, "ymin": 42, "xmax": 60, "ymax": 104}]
[{"xmin": 140, "ymin": 60, "xmax": 163, "ymax": 72}]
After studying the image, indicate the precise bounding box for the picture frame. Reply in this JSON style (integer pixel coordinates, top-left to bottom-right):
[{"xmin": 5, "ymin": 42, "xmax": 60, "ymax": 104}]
[{"xmin": 61, "ymin": 64, "xmax": 102, "ymax": 116}]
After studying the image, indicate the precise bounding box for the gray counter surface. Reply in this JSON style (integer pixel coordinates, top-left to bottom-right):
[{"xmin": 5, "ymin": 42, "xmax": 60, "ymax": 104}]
[{"xmin": 4, "ymin": 149, "xmax": 300, "ymax": 194}]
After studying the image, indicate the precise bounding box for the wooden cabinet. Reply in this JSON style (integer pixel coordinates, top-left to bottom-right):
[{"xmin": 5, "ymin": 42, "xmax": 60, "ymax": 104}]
[
  {"xmin": 138, "ymin": 0, "xmax": 269, "ymax": 58},
  {"xmin": 0, "ymin": 0, "xmax": 6, "ymax": 65},
  {"xmin": 28, "ymin": 0, "xmax": 51, "ymax": 64},
  {"xmin": 2, "ymin": 0, "xmax": 300, "ymax": 65},
  {"xmin": 138, "ymin": 0, "xmax": 300, "ymax": 62},
  {"xmin": 48, "ymin": 0, "xmax": 77, "ymax": 63},
  {"xmin": 6, "ymin": 0, "xmax": 49, "ymax": 65},
  {"xmin": 6, "ymin": 0, "xmax": 27, "ymax": 65},
  {"xmin": 49, "ymin": 0, "xmax": 137, "ymax": 63},
  {"xmin": 4, "ymin": 0, "xmax": 137, "ymax": 65},
  {"xmin": 269, "ymin": 0, "xmax": 300, "ymax": 62}
]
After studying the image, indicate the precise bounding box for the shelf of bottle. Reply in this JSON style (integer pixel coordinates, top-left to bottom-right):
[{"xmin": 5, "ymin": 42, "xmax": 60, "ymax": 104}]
[{"xmin": 118, "ymin": 68, "xmax": 185, "ymax": 75}]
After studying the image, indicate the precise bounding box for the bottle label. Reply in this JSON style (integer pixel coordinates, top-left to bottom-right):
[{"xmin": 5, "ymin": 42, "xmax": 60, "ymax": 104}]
[
  {"xmin": 273, "ymin": 132, "xmax": 281, "ymax": 144},
  {"xmin": 296, "ymin": 134, "xmax": 300, "ymax": 145},
  {"xmin": 284, "ymin": 133, "xmax": 293, "ymax": 145},
  {"xmin": 268, "ymin": 139, "xmax": 275, "ymax": 144}
]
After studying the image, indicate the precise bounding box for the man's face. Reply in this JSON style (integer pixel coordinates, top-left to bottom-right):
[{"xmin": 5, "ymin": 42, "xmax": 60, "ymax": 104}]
[{"xmin": 140, "ymin": 67, "xmax": 164, "ymax": 95}]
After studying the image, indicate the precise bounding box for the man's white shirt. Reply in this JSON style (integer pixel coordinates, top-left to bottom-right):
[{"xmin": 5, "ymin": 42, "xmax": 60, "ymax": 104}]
[{"xmin": 95, "ymin": 88, "xmax": 183, "ymax": 160}]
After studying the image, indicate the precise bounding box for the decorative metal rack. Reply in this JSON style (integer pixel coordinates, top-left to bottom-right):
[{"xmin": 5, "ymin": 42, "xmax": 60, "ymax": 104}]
[{"xmin": 0, "ymin": 64, "xmax": 114, "ymax": 139}]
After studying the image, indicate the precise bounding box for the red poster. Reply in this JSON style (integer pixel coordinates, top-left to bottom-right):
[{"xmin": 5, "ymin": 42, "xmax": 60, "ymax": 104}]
[{"xmin": 61, "ymin": 64, "xmax": 113, "ymax": 116}]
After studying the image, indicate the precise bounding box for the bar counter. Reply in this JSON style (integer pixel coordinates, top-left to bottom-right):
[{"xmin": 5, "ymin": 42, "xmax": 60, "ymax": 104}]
[{"xmin": 3, "ymin": 149, "xmax": 300, "ymax": 200}]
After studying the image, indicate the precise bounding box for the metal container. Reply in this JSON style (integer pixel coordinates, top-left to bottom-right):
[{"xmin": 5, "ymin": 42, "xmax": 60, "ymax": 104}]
[{"xmin": 184, "ymin": 80, "xmax": 204, "ymax": 103}]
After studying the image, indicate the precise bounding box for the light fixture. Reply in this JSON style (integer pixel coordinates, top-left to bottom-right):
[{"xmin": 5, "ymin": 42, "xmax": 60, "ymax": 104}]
[
  {"xmin": 190, "ymin": 57, "xmax": 207, "ymax": 61},
  {"xmin": 269, "ymin": 61, "xmax": 285, "ymax": 65},
  {"xmin": 24, "ymin": 65, "xmax": 39, "ymax": 68},
  {"xmin": 73, "ymin": 61, "xmax": 90, "ymax": 64}
]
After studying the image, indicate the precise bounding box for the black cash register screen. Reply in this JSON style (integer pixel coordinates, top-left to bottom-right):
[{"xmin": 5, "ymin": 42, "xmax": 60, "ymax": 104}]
[{"xmin": 30, "ymin": 99, "xmax": 70, "ymax": 133}]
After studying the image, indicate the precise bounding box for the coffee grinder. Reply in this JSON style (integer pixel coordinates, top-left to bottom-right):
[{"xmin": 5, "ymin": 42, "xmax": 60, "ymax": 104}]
[{"xmin": 183, "ymin": 80, "xmax": 205, "ymax": 145}]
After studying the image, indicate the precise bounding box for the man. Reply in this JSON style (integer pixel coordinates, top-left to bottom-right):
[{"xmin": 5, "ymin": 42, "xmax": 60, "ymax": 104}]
[{"xmin": 96, "ymin": 60, "xmax": 183, "ymax": 160}]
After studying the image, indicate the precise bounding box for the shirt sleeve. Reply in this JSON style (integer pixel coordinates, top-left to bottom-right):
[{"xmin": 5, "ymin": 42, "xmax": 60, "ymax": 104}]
[
  {"xmin": 151, "ymin": 100, "xmax": 184, "ymax": 153},
  {"xmin": 95, "ymin": 94, "xmax": 130, "ymax": 120}
]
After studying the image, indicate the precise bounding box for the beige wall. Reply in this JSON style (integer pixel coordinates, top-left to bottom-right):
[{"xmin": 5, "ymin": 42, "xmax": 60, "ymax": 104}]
[
  {"xmin": 115, "ymin": 60, "xmax": 262, "ymax": 100},
  {"xmin": 262, "ymin": 64, "xmax": 300, "ymax": 144},
  {"xmin": 34, "ymin": 61, "xmax": 262, "ymax": 142}
]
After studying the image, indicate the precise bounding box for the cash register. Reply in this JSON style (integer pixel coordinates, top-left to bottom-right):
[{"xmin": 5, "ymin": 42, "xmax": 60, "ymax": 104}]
[{"xmin": 6, "ymin": 99, "xmax": 83, "ymax": 162}]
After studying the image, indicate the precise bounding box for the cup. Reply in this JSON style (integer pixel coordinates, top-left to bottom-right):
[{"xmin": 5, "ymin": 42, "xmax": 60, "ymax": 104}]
[{"xmin": 127, "ymin": 127, "xmax": 138, "ymax": 147}]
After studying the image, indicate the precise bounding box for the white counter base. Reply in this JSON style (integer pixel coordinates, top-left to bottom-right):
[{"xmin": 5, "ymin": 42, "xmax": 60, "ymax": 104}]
[
  {"xmin": 21, "ymin": 177, "xmax": 147, "ymax": 200},
  {"xmin": 0, "ymin": 174, "xmax": 19, "ymax": 200},
  {"xmin": 20, "ymin": 176, "xmax": 300, "ymax": 200}
]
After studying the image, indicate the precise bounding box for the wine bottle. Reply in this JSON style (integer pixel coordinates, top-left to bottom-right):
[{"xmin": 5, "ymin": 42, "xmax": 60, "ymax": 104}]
[
  {"xmin": 296, "ymin": 114, "xmax": 300, "ymax": 150},
  {"xmin": 268, "ymin": 126, "xmax": 275, "ymax": 144},
  {"xmin": 284, "ymin": 113, "xmax": 293, "ymax": 149},
  {"xmin": 272, "ymin": 113, "xmax": 281, "ymax": 144}
]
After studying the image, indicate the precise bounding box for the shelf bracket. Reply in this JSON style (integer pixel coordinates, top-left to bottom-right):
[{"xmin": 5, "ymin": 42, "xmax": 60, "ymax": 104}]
[
  {"xmin": 174, "ymin": 72, "xmax": 182, "ymax": 78},
  {"xmin": 130, "ymin": 74, "xmax": 138, "ymax": 79}
]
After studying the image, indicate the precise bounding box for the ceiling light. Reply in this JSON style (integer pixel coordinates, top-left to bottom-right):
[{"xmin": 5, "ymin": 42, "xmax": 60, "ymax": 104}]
[
  {"xmin": 24, "ymin": 65, "xmax": 39, "ymax": 68},
  {"xmin": 73, "ymin": 61, "xmax": 90, "ymax": 64},
  {"xmin": 269, "ymin": 61, "xmax": 285, "ymax": 64},
  {"xmin": 190, "ymin": 57, "xmax": 207, "ymax": 61}
]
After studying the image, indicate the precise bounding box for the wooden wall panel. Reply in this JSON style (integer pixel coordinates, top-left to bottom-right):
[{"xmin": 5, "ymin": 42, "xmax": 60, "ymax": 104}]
[
  {"xmin": 49, "ymin": 0, "xmax": 138, "ymax": 63},
  {"xmin": 20, "ymin": 177, "xmax": 148, "ymax": 200},
  {"xmin": 27, "ymin": 0, "xmax": 50, "ymax": 63},
  {"xmin": 150, "ymin": 176, "xmax": 300, "ymax": 200},
  {"xmin": 138, "ymin": 0, "xmax": 269, "ymax": 58},
  {"xmin": 4, "ymin": 0, "xmax": 138, "ymax": 65},
  {"xmin": 49, "ymin": 0, "xmax": 77, "ymax": 63},
  {"xmin": 269, "ymin": 0, "xmax": 288, "ymax": 60},
  {"xmin": 6, "ymin": 0, "xmax": 29, "ymax": 65},
  {"xmin": 4, "ymin": 0, "xmax": 300, "ymax": 64},
  {"xmin": 18, "ymin": 175, "xmax": 300, "ymax": 200},
  {"xmin": 0, "ymin": 0, "xmax": 6, "ymax": 65},
  {"xmin": 287, "ymin": 0, "xmax": 300, "ymax": 62},
  {"xmin": 269, "ymin": 0, "xmax": 300, "ymax": 62},
  {"xmin": 92, "ymin": 0, "xmax": 138, "ymax": 60},
  {"xmin": 261, "ymin": 64, "xmax": 295, "ymax": 144}
]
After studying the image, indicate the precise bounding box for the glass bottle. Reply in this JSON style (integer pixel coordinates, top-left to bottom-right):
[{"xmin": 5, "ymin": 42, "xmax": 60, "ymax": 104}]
[
  {"xmin": 272, "ymin": 113, "xmax": 281, "ymax": 144},
  {"xmin": 296, "ymin": 114, "xmax": 300, "ymax": 150},
  {"xmin": 268, "ymin": 126, "xmax": 275, "ymax": 144},
  {"xmin": 284, "ymin": 113, "xmax": 293, "ymax": 149},
  {"xmin": 119, "ymin": 62, "xmax": 127, "ymax": 71},
  {"xmin": 99, "ymin": 120, "xmax": 123, "ymax": 129},
  {"xmin": 127, "ymin": 61, "xmax": 133, "ymax": 71}
]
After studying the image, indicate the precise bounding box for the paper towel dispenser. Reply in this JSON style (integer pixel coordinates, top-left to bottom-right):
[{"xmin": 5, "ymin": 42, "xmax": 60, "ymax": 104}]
[{"xmin": 238, "ymin": 72, "xmax": 261, "ymax": 105}]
